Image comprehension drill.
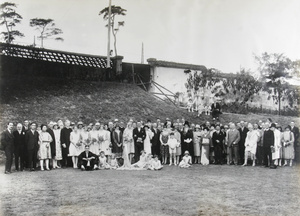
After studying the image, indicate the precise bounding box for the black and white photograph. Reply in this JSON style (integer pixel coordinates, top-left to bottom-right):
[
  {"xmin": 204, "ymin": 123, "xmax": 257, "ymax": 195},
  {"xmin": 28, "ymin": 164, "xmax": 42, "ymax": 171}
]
[{"xmin": 0, "ymin": 0, "xmax": 299, "ymax": 215}]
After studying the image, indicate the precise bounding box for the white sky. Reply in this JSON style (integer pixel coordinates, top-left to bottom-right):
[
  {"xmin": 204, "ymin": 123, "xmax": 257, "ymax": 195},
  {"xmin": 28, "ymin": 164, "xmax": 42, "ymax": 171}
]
[{"xmin": 3, "ymin": 0, "xmax": 300, "ymax": 73}]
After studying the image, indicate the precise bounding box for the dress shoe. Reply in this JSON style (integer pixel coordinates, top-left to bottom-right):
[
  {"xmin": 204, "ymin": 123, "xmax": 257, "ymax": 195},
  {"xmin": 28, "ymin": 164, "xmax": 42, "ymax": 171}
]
[
  {"xmin": 5, "ymin": 171, "xmax": 11, "ymax": 174},
  {"xmin": 30, "ymin": 168, "xmax": 35, "ymax": 171}
]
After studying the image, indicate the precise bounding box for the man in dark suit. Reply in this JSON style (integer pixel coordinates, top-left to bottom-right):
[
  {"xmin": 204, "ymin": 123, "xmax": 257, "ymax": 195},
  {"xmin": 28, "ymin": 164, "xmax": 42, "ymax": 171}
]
[
  {"xmin": 290, "ymin": 121, "xmax": 299, "ymax": 163},
  {"xmin": 151, "ymin": 122, "xmax": 161, "ymax": 156},
  {"xmin": 60, "ymin": 120, "xmax": 72, "ymax": 168},
  {"xmin": 22, "ymin": 120, "xmax": 30, "ymax": 132},
  {"xmin": 133, "ymin": 122, "xmax": 146, "ymax": 162},
  {"xmin": 47, "ymin": 121, "xmax": 56, "ymax": 165},
  {"xmin": 78, "ymin": 145, "xmax": 98, "ymax": 171},
  {"xmin": 25, "ymin": 122, "xmax": 39, "ymax": 171},
  {"xmin": 1, "ymin": 122, "xmax": 15, "ymax": 174},
  {"xmin": 238, "ymin": 121, "xmax": 249, "ymax": 164},
  {"xmin": 13, "ymin": 123, "xmax": 26, "ymax": 171},
  {"xmin": 262, "ymin": 122, "xmax": 275, "ymax": 168},
  {"xmin": 211, "ymin": 100, "xmax": 222, "ymax": 120}
]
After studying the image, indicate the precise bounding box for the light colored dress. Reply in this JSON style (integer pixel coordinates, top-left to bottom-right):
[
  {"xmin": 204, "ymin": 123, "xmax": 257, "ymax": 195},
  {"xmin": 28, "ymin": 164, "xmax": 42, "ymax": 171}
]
[
  {"xmin": 123, "ymin": 128, "xmax": 134, "ymax": 154},
  {"xmin": 174, "ymin": 131, "xmax": 182, "ymax": 156},
  {"xmin": 282, "ymin": 131, "xmax": 294, "ymax": 159},
  {"xmin": 110, "ymin": 158, "xmax": 119, "ymax": 169},
  {"xmin": 179, "ymin": 155, "xmax": 192, "ymax": 168},
  {"xmin": 99, "ymin": 156, "xmax": 110, "ymax": 169},
  {"xmin": 53, "ymin": 129, "xmax": 62, "ymax": 160},
  {"xmin": 144, "ymin": 130, "xmax": 153, "ymax": 155},
  {"xmin": 100, "ymin": 130, "xmax": 112, "ymax": 156},
  {"xmin": 272, "ymin": 129, "xmax": 282, "ymax": 159},
  {"xmin": 244, "ymin": 130, "xmax": 259, "ymax": 155},
  {"xmin": 39, "ymin": 132, "xmax": 53, "ymax": 160},
  {"xmin": 131, "ymin": 154, "xmax": 147, "ymax": 168},
  {"xmin": 193, "ymin": 131, "xmax": 202, "ymax": 156},
  {"xmin": 201, "ymin": 133, "xmax": 211, "ymax": 165},
  {"xmin": 69, "ymin": 131, "xmax": 81, "ymax": 156},
  {"xmin": 89, "ymin": 130, "xmax": 100, "ymax": 155},
  {"xmin": 80, "ymin": 131, "xmax": 90, "ymax": 153}
]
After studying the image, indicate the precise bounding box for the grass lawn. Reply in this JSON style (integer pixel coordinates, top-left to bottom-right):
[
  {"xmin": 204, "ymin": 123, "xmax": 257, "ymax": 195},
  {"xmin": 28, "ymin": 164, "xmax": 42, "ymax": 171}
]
[{"xmin": 1, "ymin": 164, "xmax": 300, "ymax": 216}]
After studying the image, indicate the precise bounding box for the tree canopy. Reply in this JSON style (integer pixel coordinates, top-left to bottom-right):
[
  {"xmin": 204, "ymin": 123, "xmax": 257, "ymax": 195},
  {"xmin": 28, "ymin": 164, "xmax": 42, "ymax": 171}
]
[
  {"xmin": 29, "ymin": 18, "xmax": 63, "ymax": 48},
  {"xmin": 0, "ymin": 2, "xmax": 24, "ymax": 43},
  {"xmin": 99, "ymin": 5, "xmax": 127, "ymax": 56}
]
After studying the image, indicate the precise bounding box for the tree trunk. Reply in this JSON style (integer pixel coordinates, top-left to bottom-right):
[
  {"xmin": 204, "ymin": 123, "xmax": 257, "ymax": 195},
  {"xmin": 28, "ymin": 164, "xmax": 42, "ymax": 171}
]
[{"xmin": 278, "ymin": 91, "xmax": 281, "ymax": 115}]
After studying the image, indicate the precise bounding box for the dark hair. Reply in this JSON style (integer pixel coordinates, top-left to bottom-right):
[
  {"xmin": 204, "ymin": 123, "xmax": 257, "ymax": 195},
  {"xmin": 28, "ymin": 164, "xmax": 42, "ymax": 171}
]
[
  {"xmin": 30, "ymin": 122, "xmax": 37, "ymax": 126},
  {"xmin": 153, "ymin": 155, "xmax": 158, "ymax": 158},
  {"xmin": 285, "ymin": 126, "xmax": 291, "ymax": 130},
  {"xmin": 40, "ymin": 124, "xmax": 47, "ymax": 130},
  {"xmin": 203, "ymin": 127, "xmax": 209, "ymax": 131}
]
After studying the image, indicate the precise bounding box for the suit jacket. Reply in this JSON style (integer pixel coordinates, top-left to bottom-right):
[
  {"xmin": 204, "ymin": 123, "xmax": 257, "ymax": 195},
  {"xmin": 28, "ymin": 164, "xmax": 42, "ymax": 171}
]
[
  {"xmin": 13, "ymin": 129, "xmax": 26, "ymax": 150},
  {"xmin": 60, "ymin": 127, "xmax": 72, "ymax": 148},
  {"xmin": 291, "ymin": 126, "xmax": 299, "ymax": 145},
  {"xmin": 262, "ymin": 129, "xmax": 274, "ymax": 147},
  {"xmin": 212, "ymin": 131, "xmax": 225, "ymax": 148},
  {"xmin": 112, "ymin": 130, "xmax": 123, "ymax": 144},
  {"xmin": 78, "ymin": 151, "xmax": 97, "ymax": 161},
  {"xmin": 226, "ymin": 129, "xmax": 240, "ymax": 147},
  {"xmin": 1, "ymin": 129, "xmax": 14, "ymax": 151},
  {"xmin": 151, "ymin": 128, "xmax": 161, "ymax": 146},
  {"xmin": 133, "ymin": 128, "xmax": 146, "ymax": 143},
  {"xmin": 47, "ymin": 128, "xmax": 56, "ymax": 156},
  {"xmin": 239, "ymin": 127, "xmax": 249, "ymax": 145},
  {"xmin": 211, "ymin": 103, "xmax": 221, "ymax": 111},
  {"xmin": 25, "ymin": 130, "xmax": 39, "ymax": 151}
]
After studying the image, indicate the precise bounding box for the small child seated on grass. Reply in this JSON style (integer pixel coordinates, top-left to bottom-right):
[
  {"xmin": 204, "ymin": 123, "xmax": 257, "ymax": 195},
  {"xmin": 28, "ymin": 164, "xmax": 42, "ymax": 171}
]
[{"xmin": 179, "ymin": 150, "xmax": 192, "ymax": 168}]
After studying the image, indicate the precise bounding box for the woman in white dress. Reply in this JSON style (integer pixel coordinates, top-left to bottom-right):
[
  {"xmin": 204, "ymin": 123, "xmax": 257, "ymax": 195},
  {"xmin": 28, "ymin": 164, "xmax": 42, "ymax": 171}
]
[
  {"xmin": 39, "ymin": 125, "xmax": 53, "ymax": 171},
  {"xmin": 53, "ymin": 123, "xmax": 62, "ymax": 168},
  {"xmin": 271, "ymin": 125, "xmax": 283, "ymax": 166},
  {"xmin": 123, "ymin": 122, "xmax": 134, "ymax": 164},
  {"xmin": 69, "ymin": 126, "xmax": 82, "ymax": 168},
  {"xmin": 242, "ymin": 124, "xmax": 259, "ymax": 166},
  {"xmin": 98, "ymin": 123, "xmax": 109, "ymax": 155},
  {"xmin": 144, "ymin": 125, "xmax": 153, "ymax": 155},
  {"xmin": 89, "ymin": 125, "xmax": 100, "ymax": 155}
]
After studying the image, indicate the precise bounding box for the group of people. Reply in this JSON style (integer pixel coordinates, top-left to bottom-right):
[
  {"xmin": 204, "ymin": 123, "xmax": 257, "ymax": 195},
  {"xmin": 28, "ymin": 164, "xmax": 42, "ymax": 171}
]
[{"xmin": 0, "ymin": 117, "xmax": 299, "ymax": 174}]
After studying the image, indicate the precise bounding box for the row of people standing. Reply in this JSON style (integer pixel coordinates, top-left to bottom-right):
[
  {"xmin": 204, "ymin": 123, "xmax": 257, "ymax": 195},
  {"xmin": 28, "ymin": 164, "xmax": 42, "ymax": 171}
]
[{"xmin": 1, "ymin": 118, "xmax": 299, "ymax": 174}]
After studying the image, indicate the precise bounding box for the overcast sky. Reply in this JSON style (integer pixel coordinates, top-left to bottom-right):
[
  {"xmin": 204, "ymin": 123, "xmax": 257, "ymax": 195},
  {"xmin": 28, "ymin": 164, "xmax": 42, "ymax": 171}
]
[{"xmin": 3, "ymin": 0, "xmax": 300, "ymax": 74}]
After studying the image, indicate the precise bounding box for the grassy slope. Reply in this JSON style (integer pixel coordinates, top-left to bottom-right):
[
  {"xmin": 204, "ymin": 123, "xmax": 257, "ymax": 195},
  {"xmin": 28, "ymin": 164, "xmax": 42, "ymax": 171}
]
[{"xmin": 0, "ymin": 77, "xmax": 299, "ymax": 131}]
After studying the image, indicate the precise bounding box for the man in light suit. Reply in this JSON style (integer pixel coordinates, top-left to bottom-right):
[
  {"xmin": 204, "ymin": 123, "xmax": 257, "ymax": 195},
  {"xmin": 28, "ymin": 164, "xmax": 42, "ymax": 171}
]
[
  {"xmin": 25, "ymin": 122, "xmax": 39, "ymax": 171},
  {"xmin": 225, "ymin": 123, "xmax": 240, "ymax": 165},
  {"xmin": 1, "ymin": 122, "xmax": 15, "ymax": 174}
]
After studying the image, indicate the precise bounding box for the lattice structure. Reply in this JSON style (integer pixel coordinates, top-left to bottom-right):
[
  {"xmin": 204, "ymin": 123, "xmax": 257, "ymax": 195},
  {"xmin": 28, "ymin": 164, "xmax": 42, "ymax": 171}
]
[{"xmin": 0, "ymin": 42, "xmax": 113, "ymax": 68}]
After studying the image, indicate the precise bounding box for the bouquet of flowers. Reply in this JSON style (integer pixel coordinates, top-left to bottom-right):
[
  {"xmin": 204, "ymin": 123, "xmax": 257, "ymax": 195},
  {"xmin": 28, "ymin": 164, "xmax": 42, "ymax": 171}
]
[
  {"xmin": 98, "ymin": 136, "xmax": 104, "ymax": 142},
  {"xmin": 76, "ymin": 141, "xmax": 82, "ymax": 147},
  {"xmin": 270, "ymin": 146, "xmax": 275, "ymax": 153},
  {"xmin": 92, "ymin": 138, "xmax": 97, "ymax": 143},
  {"xmin": 137, "ymin": 137, "xmax": 143, "ymax": 143}
]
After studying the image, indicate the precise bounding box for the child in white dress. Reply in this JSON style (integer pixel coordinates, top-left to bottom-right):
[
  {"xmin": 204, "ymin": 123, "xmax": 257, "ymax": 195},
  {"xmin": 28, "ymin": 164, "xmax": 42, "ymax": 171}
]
[
  {"xmin": 179, "ymin": 151, "xmax": 192, "ymax": 168},
  {"xmin": 110, "ymin": 154, "xmax": 119, "ymax": 169},
  {"xmin": 98, "ymin": 151, "xmax": 110, "ymax": 169},
  {"xmin": 131, "ymin": 150, "xmax": 147, "ymax": 169},
  {"xmin": 168, "ymin": 133, "xmax": 179, "ymax": 166}
]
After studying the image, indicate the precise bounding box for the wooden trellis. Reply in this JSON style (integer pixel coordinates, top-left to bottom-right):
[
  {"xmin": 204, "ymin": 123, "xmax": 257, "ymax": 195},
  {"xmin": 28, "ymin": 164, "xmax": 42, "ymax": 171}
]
[{"xmin": 0, "ymin": 42, "xmax": 113, "ymax": 69}]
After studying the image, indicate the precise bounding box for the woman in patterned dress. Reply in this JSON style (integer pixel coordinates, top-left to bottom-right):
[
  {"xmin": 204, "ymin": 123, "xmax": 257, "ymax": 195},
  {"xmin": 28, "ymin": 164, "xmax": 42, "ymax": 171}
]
[{"xmin": 160, "ymin": 126, "xmax": 170, "ymax": 164}]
